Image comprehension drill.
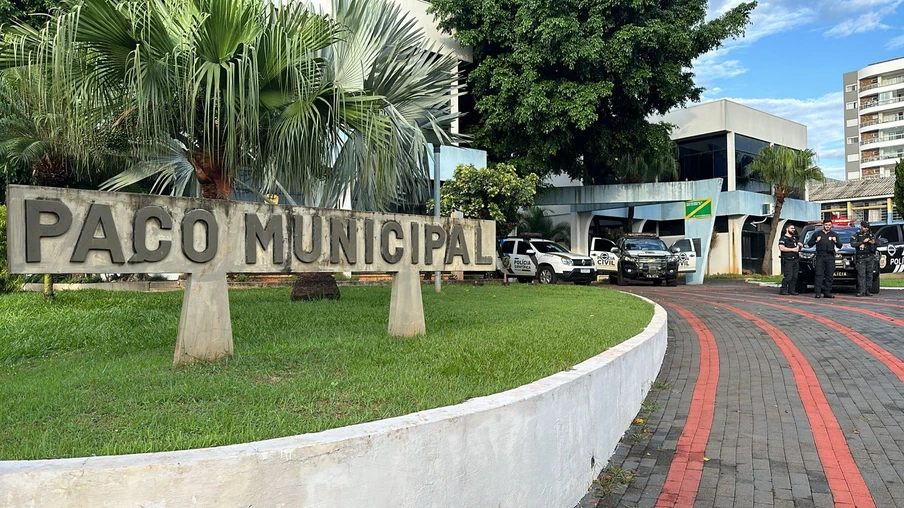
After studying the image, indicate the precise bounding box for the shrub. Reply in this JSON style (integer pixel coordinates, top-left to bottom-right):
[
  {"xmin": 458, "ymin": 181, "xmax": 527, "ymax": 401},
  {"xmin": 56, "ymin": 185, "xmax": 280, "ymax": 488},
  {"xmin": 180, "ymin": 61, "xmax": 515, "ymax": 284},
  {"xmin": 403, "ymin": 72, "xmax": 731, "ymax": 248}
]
[{"xmin": 0, "ymin": 205, "xmax": 23, "ymax": 293}]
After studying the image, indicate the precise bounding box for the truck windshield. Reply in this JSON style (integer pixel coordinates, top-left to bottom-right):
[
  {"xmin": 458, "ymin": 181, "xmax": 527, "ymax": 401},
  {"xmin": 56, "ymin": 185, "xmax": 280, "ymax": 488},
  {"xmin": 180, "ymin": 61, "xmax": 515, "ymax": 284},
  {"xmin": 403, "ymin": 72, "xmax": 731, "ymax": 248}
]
[
  {"xmin": 803, "ymin": 226, "xmax": 859, "ymax": 246},
  {"xmin": 624, "ymin": 239, "xmax": 668, "ymax": 251},
  {"xmin": 530, "ymin": 241, "xmax": 570, "ymax": 254}
]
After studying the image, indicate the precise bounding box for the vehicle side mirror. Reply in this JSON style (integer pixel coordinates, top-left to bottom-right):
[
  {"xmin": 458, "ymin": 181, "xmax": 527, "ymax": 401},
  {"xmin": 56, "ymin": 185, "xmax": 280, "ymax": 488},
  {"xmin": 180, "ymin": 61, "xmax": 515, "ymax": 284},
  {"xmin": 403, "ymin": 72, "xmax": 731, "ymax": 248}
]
[
  {"xmin": 525, "ymin": 249, "xmax": 535, "ymax": 255},
  {"xmin": 610, "ymin": 247, "xmax": 620, "ymax": 254},
  {"xmin": 670, "ymin": 246, "xmax": 680, "ymax": 253},
  {"xmin": 878, "ymin": 238, "xmax": 889, "ymax": 246}
]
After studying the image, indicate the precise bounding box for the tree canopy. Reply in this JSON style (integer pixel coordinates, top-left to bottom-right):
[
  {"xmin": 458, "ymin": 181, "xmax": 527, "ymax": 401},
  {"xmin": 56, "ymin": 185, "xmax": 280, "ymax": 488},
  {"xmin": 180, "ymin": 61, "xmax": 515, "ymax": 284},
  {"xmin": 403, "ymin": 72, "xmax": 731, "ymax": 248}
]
[
  {"xmin": 428, "ymin": 0, "xmax": 756, "ymax": 182},
  {"xmin": 434, "ymin": 162, "xmax": 539, "ymax": 237}
]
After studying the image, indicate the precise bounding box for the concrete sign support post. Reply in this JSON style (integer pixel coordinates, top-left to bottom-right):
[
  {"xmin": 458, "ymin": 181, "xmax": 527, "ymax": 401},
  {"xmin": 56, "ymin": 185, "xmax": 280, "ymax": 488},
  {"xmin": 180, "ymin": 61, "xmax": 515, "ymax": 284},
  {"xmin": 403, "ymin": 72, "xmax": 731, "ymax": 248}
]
[
  {"xmin": 175, "ymin": 272, "xmax": 233, "ymax": 363},
  {"xmin": 5, "ymin": 186, "xmax": 494, "ymax": 364},
  {"xmin": 388, "ymin": 267, "xmax": 426, "ymax": 336}
]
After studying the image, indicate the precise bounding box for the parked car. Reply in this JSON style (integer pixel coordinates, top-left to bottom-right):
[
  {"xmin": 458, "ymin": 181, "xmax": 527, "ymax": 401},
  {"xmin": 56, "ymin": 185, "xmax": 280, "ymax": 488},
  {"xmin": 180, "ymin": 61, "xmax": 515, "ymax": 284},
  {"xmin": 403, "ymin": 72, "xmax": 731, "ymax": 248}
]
[
  {"xmin": 797, "ymin": 220, "xmax": 886, "ymax": 293},
  {"xmin": 590, "ymin": 233, "xmax": 680, "ymax": 286},
  {"xmin": 496, "ymin": 236, "xmax": 596, "ymax": 284},
  {"xmin": 871, "ymin": 222, "xmax": 904, "ymax": 274}
]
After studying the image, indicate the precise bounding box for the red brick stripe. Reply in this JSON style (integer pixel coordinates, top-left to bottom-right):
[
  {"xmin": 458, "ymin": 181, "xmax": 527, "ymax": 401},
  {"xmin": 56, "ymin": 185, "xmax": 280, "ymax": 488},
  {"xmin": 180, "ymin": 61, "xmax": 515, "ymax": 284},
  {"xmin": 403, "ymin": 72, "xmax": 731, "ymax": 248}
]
[
  {"xmin": 655, "ymin": 301, "xmax": 720, "ymax": 508},
  {"xmin": 704, "ymin": 292, "xmax": 904, "ymax": 383},
  {"xmin": 699, "ymin": 299, "xmax": 875, "ymax": 508}
]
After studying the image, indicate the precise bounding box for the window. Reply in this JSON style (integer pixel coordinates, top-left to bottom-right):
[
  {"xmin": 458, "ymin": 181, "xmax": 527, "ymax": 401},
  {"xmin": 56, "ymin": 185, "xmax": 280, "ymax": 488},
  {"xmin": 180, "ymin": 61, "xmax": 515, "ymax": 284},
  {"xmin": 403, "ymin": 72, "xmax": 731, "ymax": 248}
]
[
  {"xmin": 735, "ymin": 134, "xmax": 771, "ymax": 193},
  {"xmin": 846, "ymin": 84, "xmax": 857, "ymax": 93},
  {"xmin": 677, "ymin": 134, "xmax": 728, "ymax": 190},
  {"xmin": 658, "ymin": 220, "xmax": 686, "ymax": 237},
  {"xmin": 499, "ymin": 241, "xmax": 515, "ymax": 254},
  {"xmin": 516, "ymin": 241, "xmax": 532, "ymax": 255},
  {"xmin": 672, "ymin": 239, "xmax": 693, "ymax": 252},
  {"xmin": 846, "ymin": 101, "xmax": 858, "ymax": 110},
  {"xmin": 592, "ymin": 238, "xmax": 615, "ymax": 252},
  {"xmin": 847, "ymin": 137, "xmax": 859, "ymax": 144},
  {"xmin": 876, "ymin": 226, "xmax": 902, "ymax": 243}
]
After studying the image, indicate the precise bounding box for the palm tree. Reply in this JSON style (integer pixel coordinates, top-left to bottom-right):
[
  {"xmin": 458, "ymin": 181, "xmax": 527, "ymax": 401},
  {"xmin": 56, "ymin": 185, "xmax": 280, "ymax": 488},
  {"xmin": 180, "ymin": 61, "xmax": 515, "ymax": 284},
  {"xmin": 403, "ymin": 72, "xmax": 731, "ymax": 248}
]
[
  {"xmin": 748, "ymin": 145, "xmax": 825, "ymax": 275},
  {"xmin": 518, "ymin": 206, "xmax": 570, "ymax": 247},
  {"xmin": 71, "ymin": 0, "xmax": 464, "ymax": 211},
  {"xmin": 0, "ymin": 68, "xmax": 127, "ymax": 298},
  {"xmin": 2, "ymin": 0, "xmax": 402, "ymax": 203}
]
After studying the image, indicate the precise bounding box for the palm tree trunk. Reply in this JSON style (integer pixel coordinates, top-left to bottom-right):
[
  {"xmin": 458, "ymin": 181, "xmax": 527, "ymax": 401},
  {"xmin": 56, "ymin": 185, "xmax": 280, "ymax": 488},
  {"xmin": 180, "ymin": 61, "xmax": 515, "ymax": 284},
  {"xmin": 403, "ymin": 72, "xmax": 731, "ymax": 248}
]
[
  {"xmin": 761, "ymin": 199, "xmax": 784, "ymax": 275},
  {"xmin": 191, "ymin": 155, "xmax": 233, "ymax": 200},
  {"xmin": 43, "ymin": 273, "xmax": 54, "ymax": 299}
]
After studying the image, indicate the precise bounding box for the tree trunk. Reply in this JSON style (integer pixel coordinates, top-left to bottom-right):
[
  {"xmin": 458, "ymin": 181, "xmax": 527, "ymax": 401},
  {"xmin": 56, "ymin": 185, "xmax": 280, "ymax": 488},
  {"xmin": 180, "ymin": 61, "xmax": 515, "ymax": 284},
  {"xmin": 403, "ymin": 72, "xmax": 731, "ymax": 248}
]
[
  {"xmin": 43, "ymin": 273, "xmax": 54, "ymax": 300},
  {"xmin": 190, "ymin": 154, "xmax": 232, "ymax": 200},
  {"xmin": 761, "ymin": 199, "xmax": 784, "ymax": 275}
]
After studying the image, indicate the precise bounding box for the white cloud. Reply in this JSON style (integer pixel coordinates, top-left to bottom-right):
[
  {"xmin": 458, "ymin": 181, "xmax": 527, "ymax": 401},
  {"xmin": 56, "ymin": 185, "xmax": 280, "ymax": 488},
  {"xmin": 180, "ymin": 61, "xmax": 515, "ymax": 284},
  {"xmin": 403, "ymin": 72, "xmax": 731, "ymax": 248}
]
[
  {"xmin": 700, "ymin": 92, "xmax": 847, "ymax": 178},
  {"xmin": 697, "ymin": 0, "xmax": 903, "ymax": 90},
  {"xmin": 886, "ymin": 33, "xmax": 904, "ymax": 49}
]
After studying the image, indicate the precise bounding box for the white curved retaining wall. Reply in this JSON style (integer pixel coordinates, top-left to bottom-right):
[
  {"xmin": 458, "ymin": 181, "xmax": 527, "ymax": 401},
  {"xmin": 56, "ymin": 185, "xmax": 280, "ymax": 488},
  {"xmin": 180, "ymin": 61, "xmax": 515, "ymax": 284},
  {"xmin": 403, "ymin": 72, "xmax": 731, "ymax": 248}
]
[{"xmin": 0, "ymin": 300, "xmax": 667, "ymax": 508}]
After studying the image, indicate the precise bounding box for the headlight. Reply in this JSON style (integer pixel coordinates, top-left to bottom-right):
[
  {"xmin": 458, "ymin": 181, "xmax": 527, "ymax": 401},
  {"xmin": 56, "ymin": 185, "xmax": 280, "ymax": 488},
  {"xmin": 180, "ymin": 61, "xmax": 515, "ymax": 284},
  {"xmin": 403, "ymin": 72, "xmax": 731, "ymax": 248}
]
[
  {"xmin": 800, "ymin": 252, "xmax": 815, "ymax": 260},
  {"xmin": 561, "ymin": 258, "xmax": 573, "ymax": 266},
  {"xmin": 668, "ymin": 255, "xmax": 679, "ymax": 262},
  {"xmin": 622, "ymin": 255, "xmax": 636, "ymax": 263}
]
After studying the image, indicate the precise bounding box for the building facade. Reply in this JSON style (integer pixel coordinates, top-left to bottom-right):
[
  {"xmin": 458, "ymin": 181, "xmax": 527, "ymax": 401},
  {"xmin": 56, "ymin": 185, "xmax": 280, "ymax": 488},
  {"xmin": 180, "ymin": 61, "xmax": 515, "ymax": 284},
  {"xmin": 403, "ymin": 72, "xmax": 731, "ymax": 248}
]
[{"xmin": 843, "ymin": 57, "xmax": 904, "ymax": 181}]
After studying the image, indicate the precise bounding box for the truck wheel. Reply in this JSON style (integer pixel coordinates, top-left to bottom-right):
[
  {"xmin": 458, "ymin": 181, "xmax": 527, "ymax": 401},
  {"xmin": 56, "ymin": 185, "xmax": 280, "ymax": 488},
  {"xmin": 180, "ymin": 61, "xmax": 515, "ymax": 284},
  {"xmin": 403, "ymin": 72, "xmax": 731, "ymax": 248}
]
[
  {"xmin": 608, "ymin": 275, "xmax": 617, "ymax": 285},
  {"xmin": 538, "ymin": 266, "xmax": 557, "ymax": 284},
  {"xmin": 616, "ymin": 268, "xmax": 627, "ymax": 286},
  {"xmin": 871, "ymin": 274, "xmax": 880, "ymax": 294},
  {"xmin": 667, "ymin": 278, "xmax": 678, "ymax": 287},
  {"xmin": 652, "ymin": 279, "xmax": 663, "ymax": 286}
]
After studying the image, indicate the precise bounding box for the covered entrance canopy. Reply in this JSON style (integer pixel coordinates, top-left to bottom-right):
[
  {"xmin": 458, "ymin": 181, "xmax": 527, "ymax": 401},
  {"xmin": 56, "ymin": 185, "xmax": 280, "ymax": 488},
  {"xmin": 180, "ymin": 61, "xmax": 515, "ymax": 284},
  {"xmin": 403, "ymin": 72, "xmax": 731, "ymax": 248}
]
[{"xmin": 536, "ymin": 179, "xmax": 723, "ymax": 285}]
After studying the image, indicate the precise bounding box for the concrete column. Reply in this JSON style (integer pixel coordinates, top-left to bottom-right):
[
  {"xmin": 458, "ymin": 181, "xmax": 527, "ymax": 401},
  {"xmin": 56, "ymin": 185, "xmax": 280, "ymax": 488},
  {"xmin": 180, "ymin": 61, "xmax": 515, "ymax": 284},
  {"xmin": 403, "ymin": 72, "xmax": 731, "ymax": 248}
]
[
  {"xmin": 174, "ymin": 272, "xmax": 233, "ymax": 364},
  {"xmin": 389, "ymin": 267, "xmax": 426, "ymax": 337},
  {"xmin": 730, "ymin": 216, "xmax": 746, "ymax": 275},
  {"xmin": 771, "ymin": 219, "xmax": 789, "ymax": 276},
  {"xmin": 726, "ymin": 132, "xmax": 737, "ymax": 191},
  {"xmin": 571, "ymin": 211, "xmax": 593, "ymax": 255}
]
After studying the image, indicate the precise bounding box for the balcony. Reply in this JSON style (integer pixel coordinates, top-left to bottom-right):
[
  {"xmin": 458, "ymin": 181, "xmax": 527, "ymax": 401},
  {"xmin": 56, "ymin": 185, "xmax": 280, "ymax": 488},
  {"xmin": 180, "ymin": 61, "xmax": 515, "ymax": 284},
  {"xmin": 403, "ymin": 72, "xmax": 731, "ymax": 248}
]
[
  {"xmin": 860, "ymin": 95, "xmax": 904, "ymax": 110},
  {"xmin": 860, "ymin": 75, "xmax": 904, "ymax": 93},
  {"xmin": 861, "ymin": 131, "xmax": 904, "ymax": 145},
  {"xmin": 861, "ymin": 152, "xmax": 904, "ymax": 163},
  {"xmin": 861, "ymin": 113, "xmax": 904, "ymax": 128}
]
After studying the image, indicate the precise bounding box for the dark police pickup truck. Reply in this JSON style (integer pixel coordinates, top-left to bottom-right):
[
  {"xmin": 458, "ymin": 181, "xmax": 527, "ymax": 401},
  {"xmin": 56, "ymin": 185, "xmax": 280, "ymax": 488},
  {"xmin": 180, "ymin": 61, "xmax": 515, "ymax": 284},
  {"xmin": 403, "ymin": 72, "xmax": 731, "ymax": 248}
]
[{"xmin": 797, "ymin": 220, "xmax": 886, "ymax": 294}]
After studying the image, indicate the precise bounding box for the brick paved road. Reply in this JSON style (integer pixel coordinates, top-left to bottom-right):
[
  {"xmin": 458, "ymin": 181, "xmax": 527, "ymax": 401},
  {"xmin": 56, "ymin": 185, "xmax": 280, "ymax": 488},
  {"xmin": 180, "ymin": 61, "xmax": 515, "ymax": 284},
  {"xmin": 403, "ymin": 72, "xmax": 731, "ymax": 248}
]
[{"xmin": 576, "ymin": 280, "xmax": 904, "ymax": 508}]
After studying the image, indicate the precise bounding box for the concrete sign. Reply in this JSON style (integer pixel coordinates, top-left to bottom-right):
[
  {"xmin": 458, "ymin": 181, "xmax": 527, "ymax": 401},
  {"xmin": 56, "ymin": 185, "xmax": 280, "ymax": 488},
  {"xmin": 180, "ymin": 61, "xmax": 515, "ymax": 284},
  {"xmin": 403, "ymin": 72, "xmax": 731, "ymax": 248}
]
[{"xmin": 6, "ymin": 186, "xmax": 496, "ymax": 362}]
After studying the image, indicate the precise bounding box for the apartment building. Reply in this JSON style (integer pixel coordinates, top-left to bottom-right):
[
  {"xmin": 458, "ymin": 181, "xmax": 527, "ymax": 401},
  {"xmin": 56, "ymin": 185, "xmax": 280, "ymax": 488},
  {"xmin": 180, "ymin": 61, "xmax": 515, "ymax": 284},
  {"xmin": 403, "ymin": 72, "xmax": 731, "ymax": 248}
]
[{"xmin": 843, "ymin": 57, "xmax": 904, "ymax": 180}]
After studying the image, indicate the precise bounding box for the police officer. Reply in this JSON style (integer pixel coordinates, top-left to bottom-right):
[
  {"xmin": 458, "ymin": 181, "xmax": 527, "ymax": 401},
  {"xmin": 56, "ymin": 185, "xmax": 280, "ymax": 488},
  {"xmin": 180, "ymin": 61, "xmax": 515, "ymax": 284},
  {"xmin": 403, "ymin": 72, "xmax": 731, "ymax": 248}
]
[
  {"xmin": 850, "ymin": 220, "xmax": 877, "ymax": 297},
  {"xmin": 807, "ymin": 217, "xmax": 842, "ymax": 298},
  {"xmin": 778, "ymin": 224, "xmax": 803, "ymax": 295}
]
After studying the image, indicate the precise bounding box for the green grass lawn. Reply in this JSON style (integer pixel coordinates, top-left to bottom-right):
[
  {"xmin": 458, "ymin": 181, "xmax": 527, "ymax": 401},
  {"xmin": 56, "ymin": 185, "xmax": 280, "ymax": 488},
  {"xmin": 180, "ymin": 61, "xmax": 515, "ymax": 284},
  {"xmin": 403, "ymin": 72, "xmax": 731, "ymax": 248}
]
[{"xmin": 0, "ymin": 284, "xmax": 652, "ymax": 460}]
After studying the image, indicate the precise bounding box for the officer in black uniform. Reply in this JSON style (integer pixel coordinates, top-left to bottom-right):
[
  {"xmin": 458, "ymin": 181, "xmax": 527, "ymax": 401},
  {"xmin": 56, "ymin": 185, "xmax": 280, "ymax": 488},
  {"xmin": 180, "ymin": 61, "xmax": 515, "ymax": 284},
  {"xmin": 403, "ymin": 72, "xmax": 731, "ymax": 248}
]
[
  {"xmin": 806, "ymin": 217, "xmax": 842, "ymax": 298},
  {"xmin": 778, "ymin": 224, "xmax": 803, "ymax": 295},
  {"xmin": 849, "ymin": 220, "xmax": 877, "ymax": 297}
]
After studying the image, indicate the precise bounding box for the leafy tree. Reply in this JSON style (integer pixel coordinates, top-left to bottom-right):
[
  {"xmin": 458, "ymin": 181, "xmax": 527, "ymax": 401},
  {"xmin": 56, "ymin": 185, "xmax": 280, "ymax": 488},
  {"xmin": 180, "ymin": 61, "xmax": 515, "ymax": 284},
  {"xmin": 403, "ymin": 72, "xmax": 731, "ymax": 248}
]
[
  {"xmin": 434, "ymin": 162, "xmax": 539, "ymax": 237},
  {"xmin": 611, "ymin": 125, "xmax": 679, "ymax": 230},
  {"xmin": 428, "ymin": 0, "xmax": 755, "ymax": 182},
  {"xmin": 748, "ymin": 146, "xmax": 825, "ymax": 275},
  {"xmin": 0, "ymin": 0, "xmax": 57, "ymax": 30},
  {"xmin": 895, "ymin": 159, "xmax": 904, "ymax": 221},
  {"xmin": 518, "ymin": 206, "xmax": 570, "ymax": 247}
]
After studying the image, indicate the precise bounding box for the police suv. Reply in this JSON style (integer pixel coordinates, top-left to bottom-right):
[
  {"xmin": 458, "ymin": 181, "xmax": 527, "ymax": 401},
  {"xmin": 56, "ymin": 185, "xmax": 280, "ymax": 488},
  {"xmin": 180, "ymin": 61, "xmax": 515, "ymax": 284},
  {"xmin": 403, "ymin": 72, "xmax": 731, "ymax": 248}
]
[
  {"xmin": 590, "ymin": 234, "xmax": 695, "ymax": 285},
  {"xmin": 496, "ymin": 236, "xmax": 596, "ymax": 284}
]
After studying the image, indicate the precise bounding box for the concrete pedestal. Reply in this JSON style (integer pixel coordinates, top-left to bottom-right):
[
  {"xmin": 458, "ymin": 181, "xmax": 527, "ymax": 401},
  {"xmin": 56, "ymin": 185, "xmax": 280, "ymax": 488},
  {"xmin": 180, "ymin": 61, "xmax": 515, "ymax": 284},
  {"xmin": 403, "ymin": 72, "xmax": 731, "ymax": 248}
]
[
  {"xmin": 173, "ymin": 272, "xmax": 233, "ymax": 363},
  {"xmin": 388, "ymin": 268, "xmax": 426, "ymax": 337}
]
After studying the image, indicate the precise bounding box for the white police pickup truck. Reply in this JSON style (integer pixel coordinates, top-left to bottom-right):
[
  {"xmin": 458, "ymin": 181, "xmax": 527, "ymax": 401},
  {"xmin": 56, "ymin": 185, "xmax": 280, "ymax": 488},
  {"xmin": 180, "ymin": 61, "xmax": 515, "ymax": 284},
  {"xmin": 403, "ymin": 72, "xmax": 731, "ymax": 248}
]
[
  {"xmin": 497, "ymin": 236, "xmax": 596, "ymax": 284},
  {"xmin": 589, "ymin": 234, "xmax": 697, "ymax": 285}
]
